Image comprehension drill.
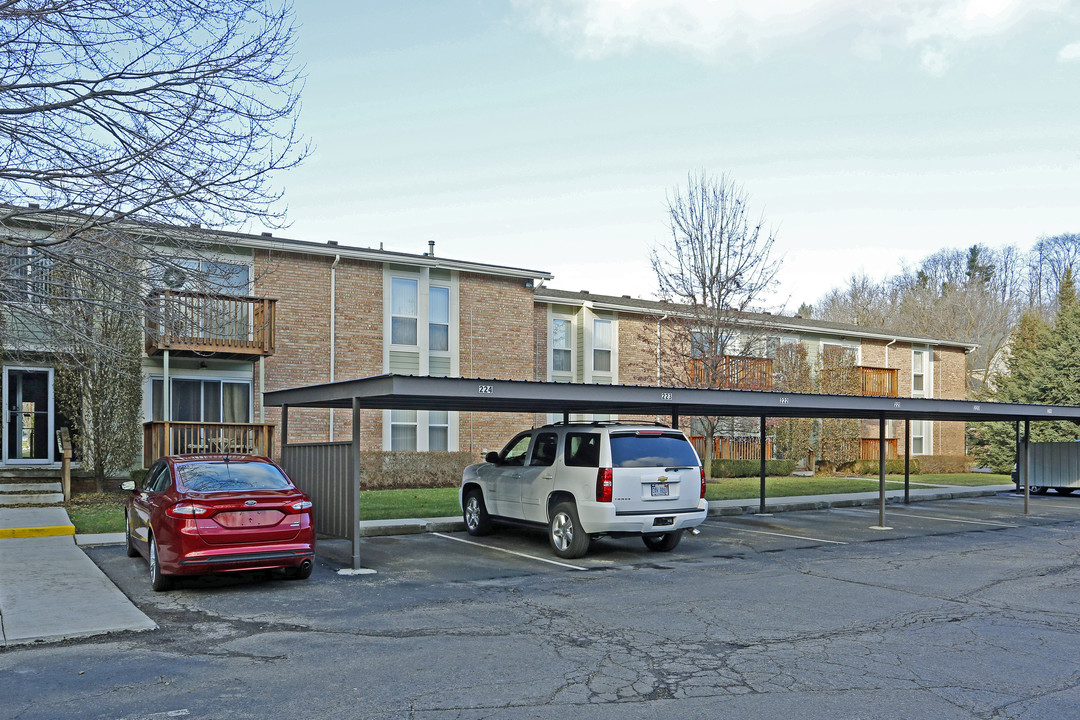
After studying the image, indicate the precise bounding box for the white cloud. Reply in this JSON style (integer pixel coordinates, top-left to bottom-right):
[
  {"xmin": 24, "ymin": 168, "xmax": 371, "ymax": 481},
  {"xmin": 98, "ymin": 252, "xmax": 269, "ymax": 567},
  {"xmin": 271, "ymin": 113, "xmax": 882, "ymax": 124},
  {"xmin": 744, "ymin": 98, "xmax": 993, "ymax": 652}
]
[
  {"xmin": 1059, "ymin": 40, "xmax": 1080, "ymax": 60},
  {"xmin": 516, "ymin": 0, "xmax": 1077, "ymax": 70}
]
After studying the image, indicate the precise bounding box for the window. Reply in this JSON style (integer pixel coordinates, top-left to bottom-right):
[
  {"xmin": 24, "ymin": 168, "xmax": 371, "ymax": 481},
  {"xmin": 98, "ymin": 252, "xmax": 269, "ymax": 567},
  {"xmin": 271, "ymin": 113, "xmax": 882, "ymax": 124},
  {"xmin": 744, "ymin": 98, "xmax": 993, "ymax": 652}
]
[
  {"xmin": 530, "ymin": 433, "xmax": 558, "ymax": 467},
  {"xmin": 390, "ymin": 410, "xmax": 417, "ymax": 450},
  {"xmin": 552, "ymin": 318, "xmax": 572, "ymax": 372},
  {"xmin": 2, "ymin": 247, "xmax": 53, "ymax": 303},
  {"xmin": 428, "ymin": 411, "xmax": 449, "ymax": 451},
  {"xmin": 151, "ymin": 378, "xmax": 251, "ymax": 422},
  {"xmin": 610, "ymin": 433, "xmax": 700, "ymax": 468},
  {"xmin": 429, "ymin": 286, "xmax": 449, "ymax": 352},
  {"xmin": 911, "ymin": 420, "xmax": 926, "ymax": 455},
  {"xmin": 593, "ymin": 319, "xmax": 612, "ymax": 373},
  {"xmin": 162, "ymin": 259, "xmax": 250, "ymax": 295},
  {"xmin": 501, "ymin": 433, "xmax": 532, "ymax": 466},
  {"xmin": 391, "ymin": 277, "xmax": 418, "ymax": 346},
  {"xmin": 912, "ymin": 349, "xmax": 928, "ymax": 396},
  {"xmin": 565, "ymin": 433, "xmax": 601, "ymax": 468}
]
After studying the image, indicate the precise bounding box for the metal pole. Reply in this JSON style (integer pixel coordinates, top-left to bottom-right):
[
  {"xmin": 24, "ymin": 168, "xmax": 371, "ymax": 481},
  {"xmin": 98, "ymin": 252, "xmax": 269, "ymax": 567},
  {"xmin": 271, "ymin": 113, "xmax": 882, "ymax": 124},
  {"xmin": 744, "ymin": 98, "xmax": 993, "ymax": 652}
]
[
  {"xmin": 351, "ymin": 397, "xmax": 363, "ymax": 569},
  {"xmin": 1023, "ymin": 419, "xmax": 1030, "ymax": 516},
  {"xmin": 904, "ymin": 418, "xmax": 910, "ymax": 503},
  {"xmin": 759, "ymin": 415, "xmax": 767, "ymax": 515},
  {"xmin": 1014, "ymin": 421, "xmax": 1021, "ymax": 492},
  {"xmin": 671, "ymin": 408, "xmax": 679, "ymax": 429},
  {"xmin": 877, "ymin": 415, "xmax": 888, "ymax": 529}
]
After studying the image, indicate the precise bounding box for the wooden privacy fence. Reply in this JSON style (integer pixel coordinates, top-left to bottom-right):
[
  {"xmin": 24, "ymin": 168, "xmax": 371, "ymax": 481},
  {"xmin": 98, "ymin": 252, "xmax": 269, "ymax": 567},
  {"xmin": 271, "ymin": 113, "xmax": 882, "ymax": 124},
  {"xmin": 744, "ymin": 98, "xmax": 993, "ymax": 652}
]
[
  {"xmin": 143, "ymin": 421, "xmax": 275, "ymax": 466},
  {"xmin": 860, "ymin": 438, "xmax": 898, "ymax": 460},
  {"xmin": 690, "ymin": 436, "xmax": 774, "ymax": 460}
]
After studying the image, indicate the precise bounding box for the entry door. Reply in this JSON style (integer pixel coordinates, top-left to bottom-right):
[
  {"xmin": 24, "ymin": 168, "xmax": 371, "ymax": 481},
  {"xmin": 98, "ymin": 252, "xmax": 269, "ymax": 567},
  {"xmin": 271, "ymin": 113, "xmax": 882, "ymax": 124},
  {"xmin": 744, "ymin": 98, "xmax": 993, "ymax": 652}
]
[{"xmin": 3, "ymin": 368, "xmax": 53, "ymax": 464}]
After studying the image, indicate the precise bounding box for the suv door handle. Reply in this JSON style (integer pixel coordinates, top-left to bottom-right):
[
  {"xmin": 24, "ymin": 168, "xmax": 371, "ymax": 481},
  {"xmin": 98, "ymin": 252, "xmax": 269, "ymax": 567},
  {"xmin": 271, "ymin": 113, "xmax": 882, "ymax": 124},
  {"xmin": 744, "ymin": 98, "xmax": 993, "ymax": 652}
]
[{"xmin": 542, "ymin": 475, "xmax": 554, "ymax": 480}]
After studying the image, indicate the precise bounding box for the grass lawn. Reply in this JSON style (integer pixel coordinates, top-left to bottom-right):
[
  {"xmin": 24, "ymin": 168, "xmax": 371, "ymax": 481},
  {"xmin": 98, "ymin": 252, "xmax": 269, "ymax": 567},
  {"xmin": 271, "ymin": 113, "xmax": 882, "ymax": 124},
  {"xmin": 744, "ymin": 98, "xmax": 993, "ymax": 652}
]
[
  {"xmin": 59, "ymin": 474, "xmax": 1013, "ymax": 531},
  {"xmin": 65, "ymin": 493, "xmax": 126, "ymax": 534}
]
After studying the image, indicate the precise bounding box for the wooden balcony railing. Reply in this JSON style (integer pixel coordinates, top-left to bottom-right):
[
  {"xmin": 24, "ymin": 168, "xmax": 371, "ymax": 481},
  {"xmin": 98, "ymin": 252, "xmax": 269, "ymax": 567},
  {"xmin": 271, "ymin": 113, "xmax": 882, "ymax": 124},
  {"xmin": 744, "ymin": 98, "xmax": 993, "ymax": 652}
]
[
  {"xmin": 145, "ymin": 290, "xmax": 276, "ymax": 357},
  {"xmin": 821, "ymin": 366, "xmax": 899, "ymax": 397},
  {"xmin": 143, "ymin": 421, "xmax": 276, "ymax": 466},
  {"xmin": 859, "ymin": 367, "xmax": 899, "ymax": 397},
  {"xmin": 690, "ymin": 436, "xmax": 774, "ymax": 460},
  {"xmin": 859, "ymin": 438, "xmax": 898, "ymax": 460},
  {"xmin": 690, "ymin": 356, "xmax": 773, "ymax": 391}
]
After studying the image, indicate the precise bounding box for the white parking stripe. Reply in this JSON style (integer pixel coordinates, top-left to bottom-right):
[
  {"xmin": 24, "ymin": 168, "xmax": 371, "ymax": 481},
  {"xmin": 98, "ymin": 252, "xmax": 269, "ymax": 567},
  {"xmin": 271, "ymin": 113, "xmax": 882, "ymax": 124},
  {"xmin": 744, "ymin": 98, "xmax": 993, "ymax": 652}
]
[
  {"xmin": 883, "ymin": 512, "xmax": 1019, "ymax": 528},
  {"xmin": 432, "ymin": 532, "xmax": 588, "ymax": 570},
  {"xmin": 725, "ymin": 527, "xmax": 847, "ymax": 545}
]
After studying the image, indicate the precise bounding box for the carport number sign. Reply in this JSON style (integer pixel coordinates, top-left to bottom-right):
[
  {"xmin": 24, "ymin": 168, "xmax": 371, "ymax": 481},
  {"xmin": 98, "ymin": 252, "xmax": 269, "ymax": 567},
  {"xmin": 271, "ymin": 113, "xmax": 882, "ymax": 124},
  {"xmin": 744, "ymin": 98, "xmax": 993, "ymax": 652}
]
[{"xmin": 478, "ymin": 384, "xmax": 494, "ymax": 394}]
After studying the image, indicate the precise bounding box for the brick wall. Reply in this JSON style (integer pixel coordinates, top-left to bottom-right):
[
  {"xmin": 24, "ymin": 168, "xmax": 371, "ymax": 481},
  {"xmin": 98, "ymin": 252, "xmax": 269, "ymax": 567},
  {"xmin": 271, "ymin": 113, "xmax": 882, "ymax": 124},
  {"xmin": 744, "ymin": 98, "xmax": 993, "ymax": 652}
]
[{"xmin": 934, "ymin": 346, "xmax": 968, "ymax": 455}]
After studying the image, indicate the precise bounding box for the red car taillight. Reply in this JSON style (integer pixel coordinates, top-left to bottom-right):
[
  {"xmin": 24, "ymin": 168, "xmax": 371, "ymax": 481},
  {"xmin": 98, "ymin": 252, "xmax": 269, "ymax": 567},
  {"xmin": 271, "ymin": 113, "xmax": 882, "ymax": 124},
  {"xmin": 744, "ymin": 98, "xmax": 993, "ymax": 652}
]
[
  {"xmin": 165, "ymin": 502, "xmax": 212, "ymax": 518},
  {"xmin": 596, "ymin": 468, "xmax": 613, "ymax": 502},
  {"xmin": 700, "ymin": 466, "xmax": 707, "ymax": 499},
  {"xmin": 286, "ymin": 500, "xmax": 313, "ymax": 513}
]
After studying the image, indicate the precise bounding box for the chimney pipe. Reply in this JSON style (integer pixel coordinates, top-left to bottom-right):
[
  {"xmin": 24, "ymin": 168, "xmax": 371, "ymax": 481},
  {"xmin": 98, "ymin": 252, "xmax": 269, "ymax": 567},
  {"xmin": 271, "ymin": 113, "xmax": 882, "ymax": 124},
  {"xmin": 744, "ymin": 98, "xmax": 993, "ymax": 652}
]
[{"xmin": 428, "ymin": 240, "xmax": 435, "ymax": 257}]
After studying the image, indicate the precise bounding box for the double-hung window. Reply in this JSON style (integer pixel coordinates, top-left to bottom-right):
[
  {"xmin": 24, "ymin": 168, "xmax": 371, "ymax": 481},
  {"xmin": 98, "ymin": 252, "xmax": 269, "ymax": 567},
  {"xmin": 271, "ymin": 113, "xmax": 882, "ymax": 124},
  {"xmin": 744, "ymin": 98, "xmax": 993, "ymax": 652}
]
[
  {"xmin": 429, "ymin": 286, "xmax": 449, "ymax": 352},
  {"xmin": 390, "ymin": 410, "xmax": 418, "ymax": 450},
  {"xmin": 552, "ymin": 318, "xmax": 572, "ymax": 373},
  {"xmin": 912, "ymin": 349, "xmax": 928, "ymax": 396},
  {"xmin": 428, "ymin": 411, "xmax": 449, "ymax": 451},
  {"xmin": 593, "ymin": 319, "xmax": 612, "ymax": 373},
  {"xmin": 3, "ymin": 247, "xmax": 53, "ymax": 303},
  {"xmin": 391, "ymin": 278, "xmax": 419, "ymax": 346}
]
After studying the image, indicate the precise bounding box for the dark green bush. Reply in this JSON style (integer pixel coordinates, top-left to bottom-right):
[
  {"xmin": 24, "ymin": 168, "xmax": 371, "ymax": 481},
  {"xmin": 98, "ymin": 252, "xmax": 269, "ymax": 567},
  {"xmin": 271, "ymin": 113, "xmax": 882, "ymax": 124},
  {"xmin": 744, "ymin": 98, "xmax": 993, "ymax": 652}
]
[
  {"xmin": 917, "ymin": 455, "xmax": 972, "ymax": 474},
  {"xmin": 711, "ymin": 459, "xmax": 797, "ymax": 478}
]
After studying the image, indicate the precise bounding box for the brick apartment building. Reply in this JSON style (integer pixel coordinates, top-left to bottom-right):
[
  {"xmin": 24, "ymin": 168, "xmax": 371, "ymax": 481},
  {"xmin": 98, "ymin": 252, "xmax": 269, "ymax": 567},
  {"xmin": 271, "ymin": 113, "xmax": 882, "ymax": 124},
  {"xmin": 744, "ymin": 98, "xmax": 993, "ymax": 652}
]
[{"xmin": 1, "ymin": 221, "xmax": 974, "ymax": 470}]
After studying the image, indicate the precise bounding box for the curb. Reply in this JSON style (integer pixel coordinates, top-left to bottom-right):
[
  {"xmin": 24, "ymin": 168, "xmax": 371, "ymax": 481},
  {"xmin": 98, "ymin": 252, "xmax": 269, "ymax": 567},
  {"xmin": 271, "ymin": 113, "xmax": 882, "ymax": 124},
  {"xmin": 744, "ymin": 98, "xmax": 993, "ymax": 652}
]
[{"xmin": 0, "ymin": 525, "xmax": 76, "ymax": 539}]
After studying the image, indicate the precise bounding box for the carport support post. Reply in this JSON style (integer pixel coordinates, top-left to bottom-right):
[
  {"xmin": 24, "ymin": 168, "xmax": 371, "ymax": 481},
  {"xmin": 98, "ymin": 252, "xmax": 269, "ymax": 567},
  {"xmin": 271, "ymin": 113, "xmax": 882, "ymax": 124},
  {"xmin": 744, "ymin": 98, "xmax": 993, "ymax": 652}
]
[
  {"xmin": 904, "ymin": 418, "xmax": 911, "ymax": 504},
  {"xmin": 878, "ymin": 415, "xmax": 887, "ymax": 528},
  {"xmin": 350, "ymin": 397, "xmax": 363, "ymax": 569},
  {"xmin": 759, "ymin": 415, "xmax": 767, "ymax": 514},
  {"xmin": 1023, "ymin": 419, "xmax": 1030, "ymax": 516}
]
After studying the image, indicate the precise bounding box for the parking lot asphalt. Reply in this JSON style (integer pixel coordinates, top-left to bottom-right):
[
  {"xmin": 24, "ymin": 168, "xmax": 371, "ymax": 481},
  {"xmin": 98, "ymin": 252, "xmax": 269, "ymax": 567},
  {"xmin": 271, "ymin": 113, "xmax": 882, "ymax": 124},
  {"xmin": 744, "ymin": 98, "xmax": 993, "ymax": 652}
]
[{"xmin": 4, "ymin": 489, "xmax": 1080, "ymax": 719}]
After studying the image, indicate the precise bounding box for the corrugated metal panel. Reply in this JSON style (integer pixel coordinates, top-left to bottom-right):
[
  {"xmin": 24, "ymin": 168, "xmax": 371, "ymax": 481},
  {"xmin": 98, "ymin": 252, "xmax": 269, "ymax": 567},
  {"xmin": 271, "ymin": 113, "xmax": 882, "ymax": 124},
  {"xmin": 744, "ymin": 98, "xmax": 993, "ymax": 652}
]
[
  {"xmin": 281, "ymin": 442, "xmax": 353, "ymax": 539},
  {"xmin": 1031, "ymin": 442, "xmax": 1080, "ymax": 488},
  {"xmin": 389, "ymin": 350, "xmax": 420, "ymax": 375}
]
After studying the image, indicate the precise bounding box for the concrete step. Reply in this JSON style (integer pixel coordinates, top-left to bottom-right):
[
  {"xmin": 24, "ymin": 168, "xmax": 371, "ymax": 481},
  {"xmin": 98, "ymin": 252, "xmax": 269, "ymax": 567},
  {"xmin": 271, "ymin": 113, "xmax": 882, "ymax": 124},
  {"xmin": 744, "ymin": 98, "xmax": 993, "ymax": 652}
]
[
  {"xmin": 0, "ymin": 483, "xmax": 62, "ymax": 493},
  {"xmin": 0, "ymin": 493, "xmax": 65, "ymax": 506}
]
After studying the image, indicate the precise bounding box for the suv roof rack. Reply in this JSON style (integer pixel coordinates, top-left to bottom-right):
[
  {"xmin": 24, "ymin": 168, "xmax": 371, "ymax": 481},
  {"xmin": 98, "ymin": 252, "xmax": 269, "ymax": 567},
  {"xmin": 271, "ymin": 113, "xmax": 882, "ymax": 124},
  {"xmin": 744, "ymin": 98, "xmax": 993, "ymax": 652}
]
[{"xmin": 541, "ymin": 420, "xmax": 672, "ymax": 429}]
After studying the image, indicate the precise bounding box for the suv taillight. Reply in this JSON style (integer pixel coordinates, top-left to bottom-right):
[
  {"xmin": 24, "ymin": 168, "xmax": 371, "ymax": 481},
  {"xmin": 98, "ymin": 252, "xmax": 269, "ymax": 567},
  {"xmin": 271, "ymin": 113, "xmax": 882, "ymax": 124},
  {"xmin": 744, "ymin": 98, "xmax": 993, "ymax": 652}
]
[
  {"xmin": 596, "ymin": 468, "xmax": 613, "ymax": 502},
  {"xmin": 700, "ymin": 466, "xmax": 707, "ymax": 499}
]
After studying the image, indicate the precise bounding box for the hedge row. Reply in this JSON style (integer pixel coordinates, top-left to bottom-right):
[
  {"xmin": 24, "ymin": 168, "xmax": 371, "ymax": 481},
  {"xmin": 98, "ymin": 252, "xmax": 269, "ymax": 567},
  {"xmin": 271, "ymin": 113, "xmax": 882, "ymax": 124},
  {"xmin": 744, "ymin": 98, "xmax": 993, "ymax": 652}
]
[
  {"xmin": 850, "ymin": 458, "xmax": 921, "ymax": 475},
  {"xmin": 711, "ymin": 459, "xmax": 797, "ymax": 478},
  {"xmin": 356, "ymin": 451, "xmax": 476, "ymax": 490}
]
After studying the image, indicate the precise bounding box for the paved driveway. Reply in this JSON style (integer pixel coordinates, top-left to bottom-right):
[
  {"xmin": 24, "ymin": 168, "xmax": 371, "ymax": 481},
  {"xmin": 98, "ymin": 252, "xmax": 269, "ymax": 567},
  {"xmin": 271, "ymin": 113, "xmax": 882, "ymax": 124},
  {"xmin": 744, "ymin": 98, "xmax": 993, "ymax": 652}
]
[{"xmin": 2, "ymin": 492, "xmax": 1079, "ymax": 719}]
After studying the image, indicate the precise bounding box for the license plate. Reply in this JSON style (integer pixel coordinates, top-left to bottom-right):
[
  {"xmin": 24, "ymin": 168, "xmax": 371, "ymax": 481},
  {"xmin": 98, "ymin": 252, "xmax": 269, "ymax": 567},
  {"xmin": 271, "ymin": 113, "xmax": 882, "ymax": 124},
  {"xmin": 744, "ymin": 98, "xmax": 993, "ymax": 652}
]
[{"xmin": 650, "ymin": 483, "xmax": 670, "ymax": 497}]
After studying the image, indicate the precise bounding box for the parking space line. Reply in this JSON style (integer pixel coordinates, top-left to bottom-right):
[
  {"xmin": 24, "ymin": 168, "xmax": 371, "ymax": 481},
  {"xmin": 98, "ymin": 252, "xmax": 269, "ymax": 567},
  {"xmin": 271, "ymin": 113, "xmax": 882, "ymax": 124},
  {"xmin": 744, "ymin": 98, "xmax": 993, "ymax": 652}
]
[
  {"xmin": 723, "ymin": 527, "xmax": 847, "ymax": 545},
  {"xmin": 431, "ymin": 532, "xmax": 588, "ymax": 571},
  {"xmin": 881, "ymin": 512, "xmax": 1019, "ymax": 528}
]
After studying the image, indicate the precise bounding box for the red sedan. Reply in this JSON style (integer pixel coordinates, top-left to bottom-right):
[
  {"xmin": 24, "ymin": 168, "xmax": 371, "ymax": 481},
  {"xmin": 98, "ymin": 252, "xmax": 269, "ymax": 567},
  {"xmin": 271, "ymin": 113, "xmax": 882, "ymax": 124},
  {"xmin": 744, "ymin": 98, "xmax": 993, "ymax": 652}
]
[{"xmin": 122, "ymin": 455, "xmax": 315, "ymax": 591}]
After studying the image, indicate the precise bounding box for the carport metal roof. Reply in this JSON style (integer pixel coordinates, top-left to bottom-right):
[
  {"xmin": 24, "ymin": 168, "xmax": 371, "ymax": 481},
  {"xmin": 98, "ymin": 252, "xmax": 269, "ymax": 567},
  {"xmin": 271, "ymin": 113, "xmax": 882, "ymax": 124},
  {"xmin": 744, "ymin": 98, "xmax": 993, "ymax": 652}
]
[{"xmin": 263, "ymin": 373, "xmax": 1080, "ymax": 424}]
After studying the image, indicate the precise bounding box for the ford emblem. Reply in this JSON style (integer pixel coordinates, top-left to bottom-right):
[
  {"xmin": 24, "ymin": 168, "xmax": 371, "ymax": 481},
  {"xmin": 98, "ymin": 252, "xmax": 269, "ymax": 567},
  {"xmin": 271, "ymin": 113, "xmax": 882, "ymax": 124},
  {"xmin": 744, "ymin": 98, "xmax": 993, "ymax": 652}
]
[{"xmin": 244, "ymin": 500, "xmax": 257, "ymax": 506}]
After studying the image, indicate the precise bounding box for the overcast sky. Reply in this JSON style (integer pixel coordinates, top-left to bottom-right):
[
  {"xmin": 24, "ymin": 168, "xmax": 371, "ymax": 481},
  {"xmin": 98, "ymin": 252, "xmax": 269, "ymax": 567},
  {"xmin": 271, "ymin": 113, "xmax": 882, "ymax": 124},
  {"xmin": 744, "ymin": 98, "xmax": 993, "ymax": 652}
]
[{"xmin": 266, "ymin": 0, "xmax": 1080, "ymax": 311}]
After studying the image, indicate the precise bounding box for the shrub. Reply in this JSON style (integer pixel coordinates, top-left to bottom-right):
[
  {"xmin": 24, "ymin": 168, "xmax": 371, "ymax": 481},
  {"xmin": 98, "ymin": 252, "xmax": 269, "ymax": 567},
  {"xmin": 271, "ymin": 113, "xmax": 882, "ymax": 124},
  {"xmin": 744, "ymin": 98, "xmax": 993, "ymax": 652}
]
[
  {"xmin": 711, "ymin": 459, "xmax": 797, "ymax": 478},
  {"xmin": 918, "ymin": 455, "xmax": 973, "ymax": 474},
  {"xmin": 356, "ymin": 451, "xmax": 477, "ymax": 490},
  {"xmin": 851, "ymin": 458, "xmax": 921, "ymax": 475}
]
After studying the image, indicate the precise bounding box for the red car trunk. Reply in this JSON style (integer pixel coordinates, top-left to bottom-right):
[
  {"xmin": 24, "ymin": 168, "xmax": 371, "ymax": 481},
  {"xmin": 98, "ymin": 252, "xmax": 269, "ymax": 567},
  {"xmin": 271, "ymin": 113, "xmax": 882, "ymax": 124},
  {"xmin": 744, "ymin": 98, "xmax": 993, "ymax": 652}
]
[{"xmin": 187, "ymin": 490, "xmax": 307, "ymax": 545}]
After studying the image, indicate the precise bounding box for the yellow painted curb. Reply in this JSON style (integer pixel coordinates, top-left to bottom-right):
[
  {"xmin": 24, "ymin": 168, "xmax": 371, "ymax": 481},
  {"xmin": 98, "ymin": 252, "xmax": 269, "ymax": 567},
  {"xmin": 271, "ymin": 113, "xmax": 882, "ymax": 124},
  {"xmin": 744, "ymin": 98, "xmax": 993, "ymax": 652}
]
[{"xmin": 0, "ymin": 525, "xmax": 76, "ymax": 539}]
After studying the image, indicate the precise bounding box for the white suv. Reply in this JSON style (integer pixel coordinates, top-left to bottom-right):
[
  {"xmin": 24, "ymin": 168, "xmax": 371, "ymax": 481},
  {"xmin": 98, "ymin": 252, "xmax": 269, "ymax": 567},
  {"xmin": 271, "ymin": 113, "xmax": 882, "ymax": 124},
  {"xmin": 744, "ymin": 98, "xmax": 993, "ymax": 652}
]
[{"xmin": 460, "ymin": 423, "xmax": 708, "ymax": 558}]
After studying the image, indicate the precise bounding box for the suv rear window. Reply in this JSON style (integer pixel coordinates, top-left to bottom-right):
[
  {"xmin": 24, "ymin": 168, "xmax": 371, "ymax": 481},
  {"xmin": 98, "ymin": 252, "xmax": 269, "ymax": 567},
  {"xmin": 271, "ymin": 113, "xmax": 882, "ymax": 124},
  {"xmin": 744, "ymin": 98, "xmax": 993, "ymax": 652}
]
[
  {"xmin": 609, "ymin": 433, "xmax": 699, "ymax": 468},
  {"xmin": 177, "ymin": 462, "xmax": 293, "ymax": 492}
]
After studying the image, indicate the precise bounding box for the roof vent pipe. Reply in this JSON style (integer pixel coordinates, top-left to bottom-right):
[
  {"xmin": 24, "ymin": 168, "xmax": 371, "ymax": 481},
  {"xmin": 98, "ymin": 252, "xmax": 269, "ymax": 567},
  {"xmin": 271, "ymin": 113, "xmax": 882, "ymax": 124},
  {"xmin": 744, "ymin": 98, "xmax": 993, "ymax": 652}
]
[{"xmin": 428, "ymin": 240, "xmax": 435, "ymax": 257}]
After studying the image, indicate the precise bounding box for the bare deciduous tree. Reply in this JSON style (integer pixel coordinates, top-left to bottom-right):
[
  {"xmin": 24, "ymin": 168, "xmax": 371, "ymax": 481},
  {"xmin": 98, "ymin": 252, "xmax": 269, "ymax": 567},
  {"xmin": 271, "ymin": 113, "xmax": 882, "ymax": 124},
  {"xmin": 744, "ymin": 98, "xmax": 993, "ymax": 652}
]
[
  {"xmin": 0, "ymin": 1, "xmax": 305, "ymax": 356},
  {"xmin": 651, "ymin": 171, "xmax": 782, "ymax": 466}
]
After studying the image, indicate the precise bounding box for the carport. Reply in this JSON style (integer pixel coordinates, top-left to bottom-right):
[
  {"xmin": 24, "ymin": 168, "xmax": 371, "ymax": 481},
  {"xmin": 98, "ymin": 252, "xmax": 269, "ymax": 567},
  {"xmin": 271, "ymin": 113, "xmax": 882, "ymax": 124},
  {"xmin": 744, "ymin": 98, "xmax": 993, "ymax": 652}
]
[{"xmin": 263, "ymin": 374, "xmax": 1080, "ymax": 569}]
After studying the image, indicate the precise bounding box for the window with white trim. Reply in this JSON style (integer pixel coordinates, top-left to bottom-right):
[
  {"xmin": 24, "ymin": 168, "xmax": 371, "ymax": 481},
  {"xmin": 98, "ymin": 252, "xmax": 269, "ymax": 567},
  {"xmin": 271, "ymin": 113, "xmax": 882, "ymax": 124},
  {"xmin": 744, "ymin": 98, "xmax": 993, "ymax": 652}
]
[
  {"xmin": 911, "ymin": 420, "xmax": 926, "ymax": 455},
  {"xmin": 151, "ymin": 378, "xmax": 251, "ymax": 423},
  {"xmin": 552, "ymin": 317, "xmax": 572, "ymax": 373},
  {"xmin": 428, "ymin": 411, "xmax": 449, "ymax": 451},
  {"xmin": 391, "ymin": 277, "xmax": 418, "ymax": 346},
  {"xmin": 390, "ymin": 409, "xmax": 418, "ymax": 450},
  {"xmin": 429, "ymin": 286, "xmax": 449, "ymax": 352},
  {"xmin": 2, "ymin": 247, "xmax": 53, "ymax": 303},
  {"xmin": 912, "ymin": 348, "xmax": 928, "ymax": 396},
  {"xmin": 593, "ymin": 319, "xmax": 612, "ymax": 373}
]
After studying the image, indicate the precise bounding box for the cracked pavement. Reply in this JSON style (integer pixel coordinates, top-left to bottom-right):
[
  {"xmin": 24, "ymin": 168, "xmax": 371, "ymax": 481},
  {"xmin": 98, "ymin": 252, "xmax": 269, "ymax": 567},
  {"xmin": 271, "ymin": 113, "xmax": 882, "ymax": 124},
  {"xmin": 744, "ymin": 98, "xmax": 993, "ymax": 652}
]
[{"xmin": 2, "ymin": 495, "xmax": 1079, "ymax": 719}]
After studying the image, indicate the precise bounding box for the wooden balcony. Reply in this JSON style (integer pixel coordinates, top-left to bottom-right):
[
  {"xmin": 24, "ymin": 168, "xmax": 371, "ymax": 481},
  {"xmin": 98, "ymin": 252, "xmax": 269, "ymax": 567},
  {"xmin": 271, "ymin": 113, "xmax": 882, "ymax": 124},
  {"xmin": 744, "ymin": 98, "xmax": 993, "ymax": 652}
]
[
  {"xmin": 859, "ymin": 438, "xmax": 898, "ymax": 460},
  {"xmin": 145, "ymin": 290, "xmax": 276, "ymax": 358},
  {"xmin": 690, "ymin": 436, "xmax": 774, "ymax": 460},
  {"xmin": 143, "ymin": 421, "xmax": 276, "ymax": 466},
  {"xmin": 690, "ymin": 356, "xmax": 773, "ymax": 391},
  {"xmin": 821, "ymin": 366, "xmax": 899, "ymax": 397}
]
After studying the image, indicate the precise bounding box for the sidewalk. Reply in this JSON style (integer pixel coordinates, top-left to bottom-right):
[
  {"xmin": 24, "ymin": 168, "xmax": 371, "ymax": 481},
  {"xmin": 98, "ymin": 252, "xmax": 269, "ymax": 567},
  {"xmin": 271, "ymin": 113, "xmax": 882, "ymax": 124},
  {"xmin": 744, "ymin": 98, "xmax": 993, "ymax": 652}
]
[{"xmin": 0, "ymin": 507, "xmax": 156, "ymax": 647}]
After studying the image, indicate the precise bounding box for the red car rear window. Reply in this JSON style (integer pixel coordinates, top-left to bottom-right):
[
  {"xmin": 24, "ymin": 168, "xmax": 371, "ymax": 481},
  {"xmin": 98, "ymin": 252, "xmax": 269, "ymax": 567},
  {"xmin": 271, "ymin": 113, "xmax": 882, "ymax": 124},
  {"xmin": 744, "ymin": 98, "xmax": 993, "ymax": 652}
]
[{"xmin": 177, "ymin": 462, "xmax": 293, "ymax": 492}]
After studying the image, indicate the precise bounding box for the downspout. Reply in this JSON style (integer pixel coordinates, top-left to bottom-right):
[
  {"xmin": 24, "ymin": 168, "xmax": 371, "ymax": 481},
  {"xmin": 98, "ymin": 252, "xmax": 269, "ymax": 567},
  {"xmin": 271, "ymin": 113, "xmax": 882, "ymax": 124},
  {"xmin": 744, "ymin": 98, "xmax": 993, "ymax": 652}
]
[
  {"xmin": 657, "ymin": 314, "xmax": 669, "ymax": 424},
  {"xmin": 329, "ymin": 254, "xmax": 340, "ymax": 441}
]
